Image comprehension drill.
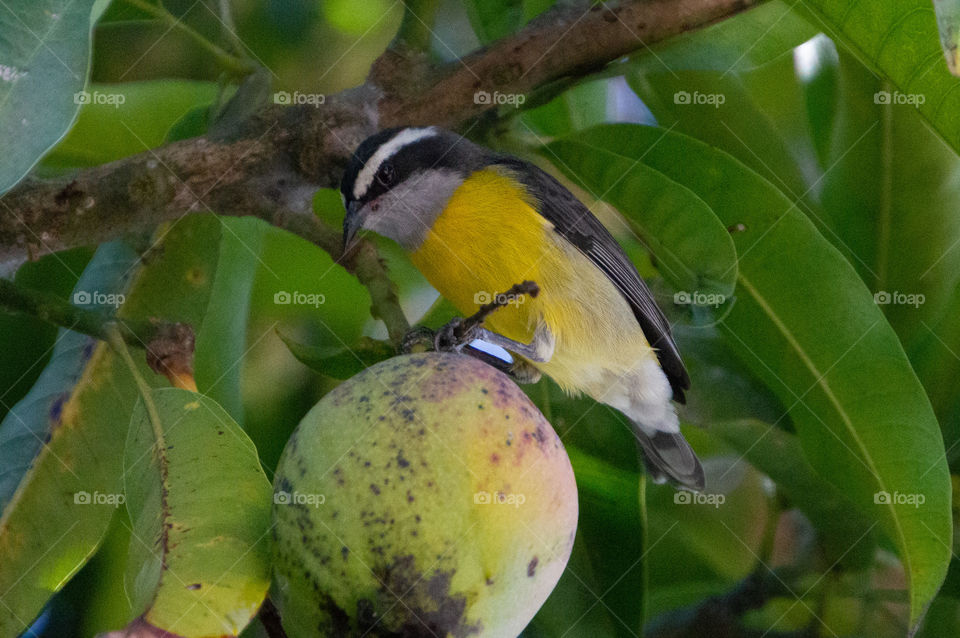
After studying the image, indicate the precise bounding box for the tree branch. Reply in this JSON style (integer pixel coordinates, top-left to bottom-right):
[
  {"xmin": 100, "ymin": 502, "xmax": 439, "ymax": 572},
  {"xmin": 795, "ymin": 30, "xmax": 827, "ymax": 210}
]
[{"xmin": 0, "ymin": 0, "xmax": 764, "ymax": 336}]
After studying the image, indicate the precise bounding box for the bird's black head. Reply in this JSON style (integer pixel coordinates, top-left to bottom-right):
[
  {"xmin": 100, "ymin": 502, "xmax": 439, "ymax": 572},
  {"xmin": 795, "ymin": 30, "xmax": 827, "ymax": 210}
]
[{"xmin": 339, "ymin": 127, "xmax": 489, "ymax": 251}]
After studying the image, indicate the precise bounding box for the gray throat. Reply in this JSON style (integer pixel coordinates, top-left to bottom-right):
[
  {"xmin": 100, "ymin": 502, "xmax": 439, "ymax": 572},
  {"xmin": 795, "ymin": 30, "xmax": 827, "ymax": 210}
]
[{"xmin": 364, "ymin": 169, "xmax": 466, "ymax": 251}]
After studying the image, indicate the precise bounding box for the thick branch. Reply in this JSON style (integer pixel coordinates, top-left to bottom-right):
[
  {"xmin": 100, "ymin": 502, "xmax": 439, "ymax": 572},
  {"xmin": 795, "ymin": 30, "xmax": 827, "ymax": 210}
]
[{"xmin": 375, "ymin": 0, "xmax": 765, "ymax": 127}]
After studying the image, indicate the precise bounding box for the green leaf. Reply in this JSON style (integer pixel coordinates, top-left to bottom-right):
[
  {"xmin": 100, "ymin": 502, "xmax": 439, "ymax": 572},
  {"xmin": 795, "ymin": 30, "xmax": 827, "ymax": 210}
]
[
  {"xmin": 799, "ymin": 0, "xmax": 960, "ymax": 155},
  {"xmin": 671, "ymin": 323, "xmax": 785, "ymax": 427},
  {"xmin": 0, "ymin": 242, "xmax": 137, "ymax": 508},
  {"xmin": 710, "ymin": 419, "xmax": 877, "ymax": 568},
  {"xmin": 562, "ymin": 124, "xmax": 950, "ymax": 630},
  {"xmin": 910, "ymin": 283, "xmax": 960, "ymax": 464},
  {"xmin": 0, "ymin": 247, "xmax": 92, "ymax": 422},
  {"xmin": 195, "ymin": 217, "xmax": 268, "ymax": 424},
  {"xmin": 0, "ymin": 216, "xmax": 222, "ymax": 635},
  {"xmin": 520, "ymin": 77, "xmax": 611, "ymax": 137},
  {"xmin": 633, "ymin": 0, "xmax": 817, "ymax": 73},
  {"xmin": 278, "ymin": 332, "xmax": 394, "ymax": 380},
  {"xmin": 0, "ymin": 0, "xmax": 109, "ymax": 193},
  {"xmin": 645, "ymin": 437, "xmax": 770, "ymax": 595},
  {"xmin": 0, "ymin": 242, "xmax": 141, "ymax": 637},
  {"xmin": 627, "ymin": 60, "xmax": 815, "ymax": 211},
  {"xmin": 539, "ymin": 140, "xmax": 738, "ymax": 298},
  {"xmin": 43, "ymin": 80, "xmax": 218, "ymax": 169},
  {"xmin": 122, "ymin": 388, "xmax": 271, "ymax": 636},
  {"xmin": 561, "ymin": 447, "xmax": 648, "ymax": 635},
  {"xmin": 817, "ymin": 52, "xmax": 960, "ymax": 353},
  {"xmin": 463, "ymin": 0, "xmax": 555, "ymax": 45}
]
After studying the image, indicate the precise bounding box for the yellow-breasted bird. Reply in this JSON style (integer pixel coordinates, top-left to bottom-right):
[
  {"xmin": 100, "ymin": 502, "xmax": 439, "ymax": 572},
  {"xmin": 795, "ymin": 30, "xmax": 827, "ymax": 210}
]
[{"xmin": 340, "ymin": 127, "xmax": 704, "ymax": 490}]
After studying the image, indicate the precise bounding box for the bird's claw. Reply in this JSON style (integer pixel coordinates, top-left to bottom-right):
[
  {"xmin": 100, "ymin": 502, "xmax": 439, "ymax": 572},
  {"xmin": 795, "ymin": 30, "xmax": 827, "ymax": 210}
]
[{"xmin": 434, "ymin": 316, "xmax": 480, "ymax": 352}]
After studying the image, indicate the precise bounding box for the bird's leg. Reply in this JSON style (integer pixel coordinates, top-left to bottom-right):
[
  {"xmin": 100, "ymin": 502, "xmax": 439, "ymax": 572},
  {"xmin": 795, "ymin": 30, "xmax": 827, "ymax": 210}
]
[
  {"xmin": 469, "ymin": 326, "xmax": 554, "ymax": 363},
  {"xmin": 508, "ymin": 359, "xmax": 542, "ymax": 384},
  {"xmin": 403, "ymin": 280, "xmax": 549, "ymax": 382}
]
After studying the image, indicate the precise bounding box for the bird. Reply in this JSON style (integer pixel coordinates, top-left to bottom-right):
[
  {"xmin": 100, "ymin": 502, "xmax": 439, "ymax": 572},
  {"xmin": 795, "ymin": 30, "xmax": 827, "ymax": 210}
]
[{"xmin": 339, "ymin": 126, "xmax": 704, "ymax": 490}]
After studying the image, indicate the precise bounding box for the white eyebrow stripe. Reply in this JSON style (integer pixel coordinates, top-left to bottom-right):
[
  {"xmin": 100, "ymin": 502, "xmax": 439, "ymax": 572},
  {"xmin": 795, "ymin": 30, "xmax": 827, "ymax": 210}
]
[{"xmin": 353, "ymin": 127, "xmax": 438, "ymax": 200}]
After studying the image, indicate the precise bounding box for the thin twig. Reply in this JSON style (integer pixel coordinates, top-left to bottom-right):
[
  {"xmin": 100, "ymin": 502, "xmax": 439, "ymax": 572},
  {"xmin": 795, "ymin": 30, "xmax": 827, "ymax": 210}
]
[
  {"xmin": 119, "ymin": 0, "xmax": 255, "ymax": 76},
  {"xmin": 455, "ymin": 280, "xmax": 540, "ymax": 340}
]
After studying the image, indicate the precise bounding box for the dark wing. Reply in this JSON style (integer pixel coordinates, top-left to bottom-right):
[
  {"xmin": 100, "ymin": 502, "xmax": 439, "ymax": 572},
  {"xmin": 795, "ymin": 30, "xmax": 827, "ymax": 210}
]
[{"xmin": 494, "ymin": 157, "xmax": 690, "ymax": 403}]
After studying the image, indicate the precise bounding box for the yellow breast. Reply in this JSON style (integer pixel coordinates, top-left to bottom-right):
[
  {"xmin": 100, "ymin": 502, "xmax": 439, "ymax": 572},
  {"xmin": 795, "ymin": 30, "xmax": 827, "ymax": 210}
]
[
  {"xmin": 409, "ymin": 167, "xmax": 654, "ymax": 392},
  {"xmin": 410, "ymin": 167, "xmax": 549, "ymax": 345}
]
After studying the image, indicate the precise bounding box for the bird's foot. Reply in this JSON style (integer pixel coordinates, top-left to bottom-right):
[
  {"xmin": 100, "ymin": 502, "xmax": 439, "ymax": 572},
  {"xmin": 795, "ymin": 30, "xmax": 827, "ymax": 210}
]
[
  {"xmin": 434, "ymin": 316, "xmax": 479, "ymax": 352},
  {"xmin": 508, "ymin": 359, "xmax": 542, "ymax": 384}
]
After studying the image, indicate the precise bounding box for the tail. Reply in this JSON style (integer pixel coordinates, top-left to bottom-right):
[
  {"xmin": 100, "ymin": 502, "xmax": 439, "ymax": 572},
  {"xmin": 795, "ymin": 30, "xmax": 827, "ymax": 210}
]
[{"xmin": 634, "ymin": 427, "xmax": 705, "ymax": 491}]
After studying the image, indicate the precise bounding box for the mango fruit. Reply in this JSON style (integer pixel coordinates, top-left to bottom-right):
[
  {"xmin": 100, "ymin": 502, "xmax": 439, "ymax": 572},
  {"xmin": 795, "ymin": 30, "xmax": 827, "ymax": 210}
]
[{"xmin": 271, "ymin": 352, "xmax": 578, "ymax": 637}]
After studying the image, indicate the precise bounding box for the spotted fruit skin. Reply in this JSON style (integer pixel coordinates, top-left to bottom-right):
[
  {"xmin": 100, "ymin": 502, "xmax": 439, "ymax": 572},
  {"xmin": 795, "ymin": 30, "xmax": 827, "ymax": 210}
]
[{"xmin": 271, "ymin": 352, "xmax": 578, "ymax": 637}]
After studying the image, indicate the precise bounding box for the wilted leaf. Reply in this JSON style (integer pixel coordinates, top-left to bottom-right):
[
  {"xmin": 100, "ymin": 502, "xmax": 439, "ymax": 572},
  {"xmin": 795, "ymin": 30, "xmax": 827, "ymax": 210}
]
[
  {"xmin": 122, "ymin": 389, "xmax": 272, "ymax": 637},
  {"xmin": 0, "ymin": 216, "xmax": 222, "ymax": 635},
  {"xmin": 933, "ymin": 0, "xmax": 960, "ymax": 75},
  {"xmin": 0, "ymin": 242, "xmax": 139, "ymax": 637}
]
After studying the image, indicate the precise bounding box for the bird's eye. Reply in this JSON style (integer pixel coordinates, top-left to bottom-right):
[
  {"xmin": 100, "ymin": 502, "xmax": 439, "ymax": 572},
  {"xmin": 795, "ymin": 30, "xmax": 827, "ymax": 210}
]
[{"xmin": 376, "ymin": 162, "xmax": 397, "ymax": 187}]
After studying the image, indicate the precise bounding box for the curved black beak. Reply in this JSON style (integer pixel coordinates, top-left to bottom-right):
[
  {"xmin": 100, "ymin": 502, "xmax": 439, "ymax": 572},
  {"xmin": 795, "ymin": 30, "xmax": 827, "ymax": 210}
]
[{"xmin": 342, "ymin": 200, "xmax": 362, "ymax": 253}]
